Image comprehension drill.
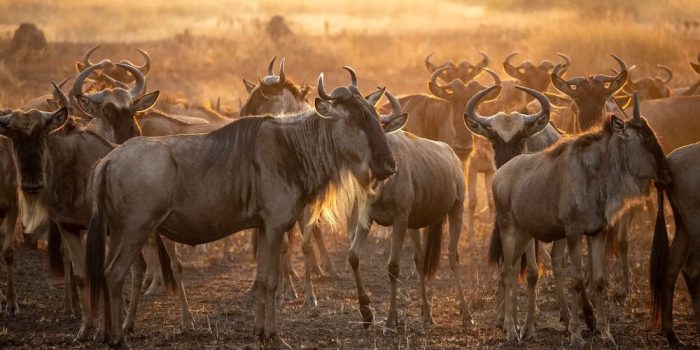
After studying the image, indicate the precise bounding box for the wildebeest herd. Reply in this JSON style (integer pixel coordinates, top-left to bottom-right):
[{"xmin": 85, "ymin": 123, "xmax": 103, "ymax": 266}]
[{"xmin": 0, "ymin": 45, "xmax": 699, "ymax": 349}]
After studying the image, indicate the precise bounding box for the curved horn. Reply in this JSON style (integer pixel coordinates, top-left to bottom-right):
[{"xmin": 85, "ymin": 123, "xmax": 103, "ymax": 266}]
[
  {"xmin": 656, "ymin": 64, "xmax": 673, "ymax": 84},
  {"xmin": 551, "ymin": 63, "xmax": 580, "ymax": 97},
  {"xmin": 83, "ymin": 45, "xmax": 101, "ymax": 67},
  {"xmin": 257, "ymin": 78, "xmax": 271, "ymax": 99},
  {"xmin": 71, "ymin": 61, "xmax": 106, "ymax": 99},
  {"xmin": 379, "ymin": 90, "xmax": 402, "ymax": 120},
  {"xmin": 425, "ymin": 52, "xmax": 439, "ymax": 73},
  {"xmin": 632, "ymin": 91, "xmax": 641, "ymax": 123},
  {"xmin": 428, "ymin": 66, "xmax": 452, "ymax": 99},
  {"xmin": 134, "ymin": 48, "xmax": 151, "ymax": 75},
  {"xmin": 483, "ymin": 68, "xmax": 501, "ymax": 86},
  {"xmin": 116, "ymin": 63, "xmax": 146, "ymax": 97},
  {"xmin": 317, "ymin": 73, "xmax": 333, "ymax": 100},
  {"xmin": 278, "ymin": 57, "xmax": 286, "ymax": 84},
  {"xmin": 267, "ymin": 56, "xmax": 276, "ymax": 76},
  {"xmin": 517, "ymin": 85, "xmax": 550, "ymax": 126},
  {"xmin": 51, "ymin": 81, "xmax": 69, "ymax": 109},
  {"xmin": 692, "ymin": 53, "xmax": 700, "ymax": 74},
  {"xmin": 556, "ymin": 52, "xmax": 571, "ymax": 68},
  {"xmin": 503, "ymin": 51, "xmax": 521, "ymax": 79},
  {"xmin": 606, "ymin": 54, "xmax": 628, "ymax": 93},
  {"xmin": 96, "ymin": 74, "xmax": 130, "ymax": 90},
  {"xmin": 342, "ymin": 66, "xmax": 358, "ymax": 87},
  {"xmin": 464, "ymin": 85, "xmax": 499, "ymax": 127},
  {"xmin": 476, "ymin": 50, "xmax": 490, "ymax": 70},
  {"xmin": 57, "ymin": 76, "xmax": 71, "ymax": 89}
]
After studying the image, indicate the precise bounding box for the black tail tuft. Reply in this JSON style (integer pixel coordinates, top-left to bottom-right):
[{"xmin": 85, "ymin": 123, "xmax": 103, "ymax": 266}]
[
  {"xmin": 155, "ymin": 235, "xmax": 177, "ymax": 294},
  {"xmin": 47, "ymin": 221, "xmax": 64, "ymax": 280},
  {"xmin": 86, "ymin": 162, "xmax": 109, "ymax": 316},
  {"xmin": 650, "ymin": 188, "xmax": 670, "ymax": 328},
  {"xmin": 423, "ymin": 218, "xmax": 444, "ymax": 280},
  {"xmin": 488, "ymin": 221, "xmax": 503, "ymax": 265}
]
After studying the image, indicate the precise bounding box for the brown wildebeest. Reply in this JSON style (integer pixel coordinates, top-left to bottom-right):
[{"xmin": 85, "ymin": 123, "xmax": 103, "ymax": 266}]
[
  {"xmin": 501, "ymin": 52, "xmax": 570, "ymax": 104},
  {"xmin": 347, "ymin": 94, "xmax": 470, "ymax": 332},
  {"xmin": 618, "ymin": 65, "xmax": 673, "ymax": 100},
  {"xmin": 0, "ymin": 116, "xmax": 19, "ymax": 315},
  {"xmin": 2, "ymin": 23, "xmax": 46, "ymax": 62},
  {"xmin": 382, "ymin": 66, "xmax": 501, "ymax": 241},
  {"xmin": 75, "ymin": 45, "xmax": 151, "ymax": 88},
  {"xmin": 625, "ymin": 95, "xmax": 700, "ymax": 154},
  {"xmin": 424, "ymin": 51, "xmax": 489, "ymax": 83},
  {"xmin": 550, "ymin": 54, "xmax": 628, "ymax": 133},
  {"xmin": 85, "ymin": 71, "xmax": 407, "ymax": 348},
  {"xmin": 20, "ymin": 77, "xmax": 72, "ymax": 112},
  {"xmin": 650, "ymin": 142, "xmax": 700, "ymax": 348},
  {"xmin": 671, "ymin": 53, "xmax": 700, "ymax": 97},
  {"xmin": 464, "ymin": 85, "xmax": 591, "ymax": 335},
  {"xmin": 491, "ymin": 92, "xmax": 670, "ymax": 347}
]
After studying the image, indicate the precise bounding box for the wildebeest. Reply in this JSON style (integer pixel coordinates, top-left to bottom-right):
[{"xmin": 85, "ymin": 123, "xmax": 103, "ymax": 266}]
[
  {"xmin": 0, "ymin": 117, "xmax": 18, "ymax": 314},
  {"xmin": 424, "ymin": 51, "xmax": 489, "ymax": 83},
  {"xmin": 490, "ymin": 92, "xmax": 670, "ymax": 347},
  {"xmin": 347, "ymin": 92, "xmax": 470, "ymax": 332},
  {"xmin": 85, "ymin": 70, "xmax": 407, "ymax": 348},
  {"xmin": 623, "ymin": 95, "xmax": 700, "ymax": 153},
  {"xmin": 650, "ymin": 141, "xmax": 700, "ymax": 348},
  {"xmin": 671, "ymin": 53, "xmax": 700, "ymax": 97},
  {"xmin": 619, "ymin": 65, "xmax": 673, "ymax": 100},
  {"xmin": 501, "ymin": 52, "xmax": 570, "ymax": 105},
  {"xmin": 550, "ymin": 54, "xmax": 628, "ymax": 133},
  {"xmin": 2, "ymin": 23, "xmax": 47, "ymax": 62},
  {"xmin": 75, "ymin": 45, "xmax": 151, "ymax": 88},
  {"xmin": 464, "ymin": 84, "xmax": 578, "ymax": 335}
]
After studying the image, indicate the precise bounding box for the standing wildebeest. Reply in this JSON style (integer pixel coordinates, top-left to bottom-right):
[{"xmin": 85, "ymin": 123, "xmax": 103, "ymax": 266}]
[
  {"xmin": 465, "ymin": 85, "xmax": 590, "ymax": 335},
  {"xmin": 619, "ymin": 65, "xmax": 673, "ymax": 100},
  {"xmin": 75, "ymin": 45, "xmax": 151, "ymax": 88},
  {"xmin": 384, "ymin": 66, "xmax": 501, "ymax": 240},
  {"xmin": 500, "ymin": 52, "xmax": 570, "ymax": 105},
  {"xmin": 491, "ymin": 92, "xmax": 670, "ymax": 347},
  {"xmin": 85, "ymin": 71, "xmax": 407, "ymax": 348},
  {"xmin": 424, "ymin": 51, "xmax": 489, "ymax": 83},
  {"xmin": 2, "ymin": 23, "xmax": 46, "ymax": 62},
  {"xmin": 650, "ymin": 142, "xmax": 700, "ymax": 348},
  {"xmin": 0, "ymin": 115, "xmax": 18, "ymax": 314},
  {"xmin": 347, "ymin": 92, "xmax": 471, "ymax": 332}
]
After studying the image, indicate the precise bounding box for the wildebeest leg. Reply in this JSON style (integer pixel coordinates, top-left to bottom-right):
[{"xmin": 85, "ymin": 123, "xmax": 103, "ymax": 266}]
[
  {"xmin": 313, "ymin": 224, "xmax": 339, "ymax": 279},
  {"xmin": 299, "ymin": 209, "xmax": 318, "ymax": 307},
  {"xmin": 385, "ymin": 216, "xmax": 408, "ymax": 335},
  {"xmin": 466, "ymin": 161, "xmax": 478, "ymax": 246},
  {"xmin": 483, "ymin": 169, "xmax": 495, "ymax": 225},
  {"xmin": 122, "ymin": 252, "xmax": 146, "ymax": 333},
  {"xmin": 565, "ymin": 233, "xmax": 586, "ymax": 349},
  {"xmin": 500, "ymin": 222, "xmax": 526, "ymax": 342},
  {"xmin": 276, "ymin": 234, "xmax": 297, "ymax": 305},
  {"xmin": 581, "ymin": 238, "xmax": 596, "ymax": 331},
  {"xmin": 661, "ymin": 223, "xmax": 690, "ymax": 347},
  {"xmin": 683, "ymin": 250, "xmax": 700, "ymax": 346},
  {"xmin": 60, "ymin": 229, "xmax": 91, "ymax": 342},
  {"xmin": 551, "ymin": 240, "xmax": 570, "ymax": 327},
  {"xmin": 348, "ymin": 218, "xmax": 373, "ymax": 327},
  {"xmin": 246, "ymin": 230, "xmax": 259, "ymax": 298},
  {"xmin": 260, "ymin": 226, "xmax": 290, "ymax": 349},
  {"xmin": 590, "ymin": 232, "xmax": 615, "ymax": 345},
  {"xmin": 447, "ymin": 203, "xmax": 472, "ymax": 326},
  {"xmin": 408, "ymin": 228, "xmax": 434, "ymax": 327},
  {"xmin": 613, "ymin": 212, "xmax": 632, "ymax": 301},
  {"xmin": 1, "ymin": 207, "xmax": 18, "ymax": 315},
  {"xmin": 521, "ymin": 241, "xmax": 538, "ymax": 340},
  {"xmin": 161, "ymin": 238, "xmax": 194, "ymax": 331},
  {"xmin": 63, "ymin": 247, "xmax": 76, "ymax": 316}
]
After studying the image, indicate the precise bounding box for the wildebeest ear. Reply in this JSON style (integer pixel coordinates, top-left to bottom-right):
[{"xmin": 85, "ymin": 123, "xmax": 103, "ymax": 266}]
[
  {"xmin": 463, "ymin": 113, "xmax": 490, "ymax": 138},
  {"xmin": 382, "ymin": 113, "xmax": 408, "ymax": 133},
  {"xmin": 610, "ymin": 115, "xmax": 626, "ymax": 135},
  {"xmin": 75, "ymin": 94, "xmax": 99, "ymax": 117},
  {"xmin": 243, "ymin": 79, "xmax": 256, "ymax": 94},
  {"xmin": 314, "ymin": 98, "xmax": 338, "ymax": 119},
  {"xmin": 524, "ymin": 113, "xmax": 550, "ymax": 136},
  {"xmin": 133, "ymin": 90, "xmax": 160, "ymax": 112},
  {"xmin": 365, "ymin": 89, "xmax": 385, "ymax": 107},
  {"xmin": 543, "ymin": 91, "xmax": 570, "ymax": 107},
  {"xmin": 45, "ymin": 107, "xmax": 69, "ymax": 132}
]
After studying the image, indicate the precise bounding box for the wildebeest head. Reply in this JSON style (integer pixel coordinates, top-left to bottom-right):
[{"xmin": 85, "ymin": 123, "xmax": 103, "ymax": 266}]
[
  {"xmin": 428, "ymin": 65, "xmax": 502, "ymax": 103},
  {"xmin": 608, "ymin": 92, "xmax": 670, "ymax": 188},
  {"xmin": 619, "ymin": 65, "xmax": 672, "ymax": 100},
  {"xmin": 75, "ymin": 45, "xmax": 151, "ymax": 90},
  {"xmin": 0, "ymin": 107, "xmax": 69, "ymax": 195},
  {"xmin": 425, "ymin": 51, "xmax": 489, "ymax": 83},
  {"xmin": 503, "ymin": 52, "xmax": 570, "ymax": 95},
  {"xmin": 464, "ymin": 85, "xmax": 551, "ymax": 168},
  {"xmin": 72, "ymin": 62, "xmax": 159, "ymax": 143},
  {"xmin": 240, "ymin": 56, "xmax": 311, "ymax": 116},
  {"xmin": 551, "ymin": 54, "xmax": 628, "ymax": 131},
  {"xmin": 315, "ymin": 67, "xmax": 407, "ymax": 182}
]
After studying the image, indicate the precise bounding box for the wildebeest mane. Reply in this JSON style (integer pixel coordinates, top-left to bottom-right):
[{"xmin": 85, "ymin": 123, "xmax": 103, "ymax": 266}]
[{"xmin": 202, "ymin": 115, "xmax": 271, "ymax": 170}]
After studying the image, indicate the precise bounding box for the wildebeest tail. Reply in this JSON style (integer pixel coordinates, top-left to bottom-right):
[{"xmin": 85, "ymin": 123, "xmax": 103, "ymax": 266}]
[
  {"xmin": 86, "ymin": 160, "xmax": 109, "ymax": 314},
  {"xmin": 488, "ymin": 220, "xmax": 503, "ymax": 265},
  {"xmin": 155, "ymin": 235, "xmax": 177, "ymax": 294},
  {"xmin": 650, "ymin": 188, "xmax": 671, "ymax": 327},
  {"xmin": 47, "ymin": 221, "xmax": 64, "ymax": 280},
  {"xmin": 424, "ymin": 218, "xmax": 444, "ymax": 280}
]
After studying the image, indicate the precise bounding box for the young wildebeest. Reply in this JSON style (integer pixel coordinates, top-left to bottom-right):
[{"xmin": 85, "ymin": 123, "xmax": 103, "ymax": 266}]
[
  {"xmin": 85, "ymin": 71, "xmax": 407, "ymax": 348},
  {"xmin": 650, "ymin": 141, "xmax": 700, "ymax": 348},
  {"xmin": 464, "ymin": 85, "xmax": 582, "ymax": 337},
  {"xmin": 491, "ymin": 92, "xmax": 670, "ymax": 347},
  {"xmin": 347, "ymin": 91, "xmax": 471, "ymax": 332},
  {"xmin": 70, "ymin": 63, "xmax": 195, "ymax": 333}
]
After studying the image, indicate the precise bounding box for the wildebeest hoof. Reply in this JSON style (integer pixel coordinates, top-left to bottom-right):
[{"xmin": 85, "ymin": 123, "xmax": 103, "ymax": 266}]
[
  {"xmin": 122, "ymin": 321, "xmax": 134, "ymax": 334},
  {"xmin": 73, "ymin": 324, "xmax": 89, "ymax": 343},
  {"xmin": 421, "ymin": 307, "xmax": 436, "ymax": 327},
  {"xmin": 303, "ymin": 291, "xmax": 317, "ymax": 308},
  {"xmin": 584, "ymin": 312, "xmax": 596, "ymax": 331},
  {"xmin": 180, "ymin": 315, "xmax": 195, "ymax": 332},
  {"xmin": 260, "ymin": 334, "xmax": 291, "ymax": 350},
  {"xmin": 384, "ymin": 313, "xmax": 398, "ymax": 335},
  {"xmin": 108, "ymin": 338, "xmax": 130, "ymax": 350},
  {"xmin": 569, "ymin": 333, "xmax": 584, "ymax": 350},
  {"xmin": 359, "ymin": 304, "xmax": 374, "ymax": 328},
  {"xmin": 519, "ymin": 326, "xmax": 535, "ymax": 341},
  {"xmin": 4, "ymin": 301, "xmax": 19, "ymax": 316}
]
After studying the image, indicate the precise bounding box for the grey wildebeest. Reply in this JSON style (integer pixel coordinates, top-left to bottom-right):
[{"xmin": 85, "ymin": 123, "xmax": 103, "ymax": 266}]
[
  {"xmin": 383, "ymin": 66, "xmax": 501, "ymax": 241},
  {"xmin": 650, "ymin": 142, "xmax": 700, "ymax": 348},
  {"xmin": 347, "ymin": 92, "xmax": 471, "ymax": 332},
  {"xmin": 0, "ymin": 112, "xmax": 19, "ymax": 315},
  {"xmin": 75, "ymin": 45, "xmax": 151, "ymax": 89},
  {"xmin": 464, "ymin": 85, "xmax": 588, "ymax": 336},
  {"xmin": 69, "ymin": 64, "xmax": 196, "ymax": 334},
  {"xmin": 424, "ymin": 51, "xmax": 489, "ymax": 83},
  {"xmin": 491, "ymin": 92, "xmax": 670, "ymax": 347},
  {"xmin": 85, "ymin": 71, "xmax": 407, "ymax": 348},
  {"xmin": 2, "ymin": 23, "xmax": 46, "ymax": 62}
]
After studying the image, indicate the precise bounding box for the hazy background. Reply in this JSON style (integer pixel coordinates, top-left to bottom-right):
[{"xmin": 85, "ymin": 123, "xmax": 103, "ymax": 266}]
[{"xmin": 0, "ymin": 0, "xmax": 698, "ymax": 108}]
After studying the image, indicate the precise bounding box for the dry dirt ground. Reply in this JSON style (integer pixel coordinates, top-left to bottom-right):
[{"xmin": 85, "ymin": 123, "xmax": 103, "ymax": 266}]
[{"xmin": 0, "ymin": 214, "xmax": 696, "ymax": 349}]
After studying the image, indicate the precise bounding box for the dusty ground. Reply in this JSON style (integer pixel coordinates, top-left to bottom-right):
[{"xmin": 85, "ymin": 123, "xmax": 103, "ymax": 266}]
[{"xmin": 0, "ymin": 214, "xmax": 696, "ymax": 349}]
